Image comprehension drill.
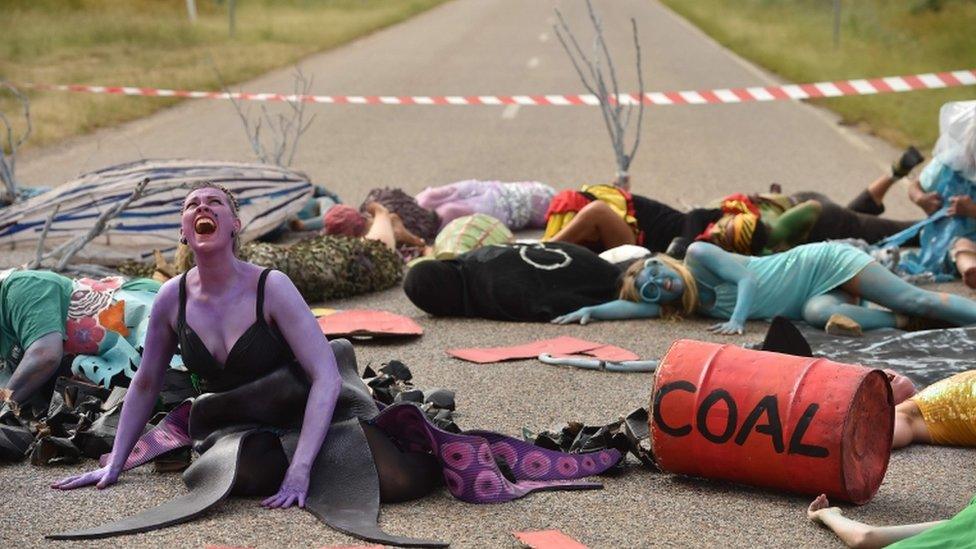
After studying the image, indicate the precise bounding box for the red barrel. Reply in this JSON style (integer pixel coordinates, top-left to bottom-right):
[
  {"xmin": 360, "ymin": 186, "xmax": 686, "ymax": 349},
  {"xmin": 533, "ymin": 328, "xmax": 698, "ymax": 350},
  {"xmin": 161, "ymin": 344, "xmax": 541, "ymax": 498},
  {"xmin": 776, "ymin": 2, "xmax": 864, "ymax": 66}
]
[{"xmin": 649, "ymin": 340, "xmax": 893, "ymax": 504}]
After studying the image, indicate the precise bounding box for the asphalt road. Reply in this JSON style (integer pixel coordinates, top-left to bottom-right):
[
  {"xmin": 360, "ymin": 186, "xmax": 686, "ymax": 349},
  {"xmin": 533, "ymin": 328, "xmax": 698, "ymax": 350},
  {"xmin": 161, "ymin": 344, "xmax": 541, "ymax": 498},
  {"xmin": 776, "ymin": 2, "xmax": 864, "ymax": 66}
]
[{"xmin": 5, "ymin": 1, "xmax": 974, "ymax": 547}]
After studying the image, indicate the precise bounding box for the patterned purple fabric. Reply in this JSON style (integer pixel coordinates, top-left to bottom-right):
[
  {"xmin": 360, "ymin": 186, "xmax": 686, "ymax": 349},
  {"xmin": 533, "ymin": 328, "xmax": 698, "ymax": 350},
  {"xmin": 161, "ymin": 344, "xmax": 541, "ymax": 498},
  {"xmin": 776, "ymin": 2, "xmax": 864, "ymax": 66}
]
[
  {"xmin": 98, "ymin": 400, "xmax": 191, "ymax": 470},
  {"xmin": 103, "ymin": 400, "xmax": 622, "ymax": 505},
  {"xmin": 372, "ymin": 403, "xmax": 621, "ymax": 503}
]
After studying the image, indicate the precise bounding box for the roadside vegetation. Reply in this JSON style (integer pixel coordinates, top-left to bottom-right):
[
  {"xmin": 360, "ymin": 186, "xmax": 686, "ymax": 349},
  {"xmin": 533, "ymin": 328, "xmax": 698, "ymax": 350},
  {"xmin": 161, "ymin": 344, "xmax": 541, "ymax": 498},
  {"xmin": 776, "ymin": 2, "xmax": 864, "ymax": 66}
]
[
  {"xmin": 0, "ymin": 0, "xmax": 447, "ymax": 148},
  {"xmin": 661, "ymin": 0, "xmax": 976, "ymax": 148}
]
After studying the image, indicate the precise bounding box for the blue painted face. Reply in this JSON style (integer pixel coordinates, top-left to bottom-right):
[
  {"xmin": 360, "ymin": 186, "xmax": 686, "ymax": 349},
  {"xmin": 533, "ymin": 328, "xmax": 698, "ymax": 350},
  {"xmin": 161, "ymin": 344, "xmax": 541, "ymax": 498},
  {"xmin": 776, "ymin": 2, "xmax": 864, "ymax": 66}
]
[{"xmin": 634, "ymin": 258, "xmax": 684, "ymax": 304}]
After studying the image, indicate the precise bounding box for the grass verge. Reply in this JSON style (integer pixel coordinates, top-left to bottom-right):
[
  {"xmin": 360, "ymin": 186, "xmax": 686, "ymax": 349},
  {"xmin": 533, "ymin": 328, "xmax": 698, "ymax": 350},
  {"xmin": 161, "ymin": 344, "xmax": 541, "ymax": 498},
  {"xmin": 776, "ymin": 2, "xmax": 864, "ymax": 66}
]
[
  {"xmin": 0, "ymin": 0, "xmax": 448, "ymax": 149},
  {"xmin": 660, "ymin": 0, "xmax": 976, "ymax": 148}
]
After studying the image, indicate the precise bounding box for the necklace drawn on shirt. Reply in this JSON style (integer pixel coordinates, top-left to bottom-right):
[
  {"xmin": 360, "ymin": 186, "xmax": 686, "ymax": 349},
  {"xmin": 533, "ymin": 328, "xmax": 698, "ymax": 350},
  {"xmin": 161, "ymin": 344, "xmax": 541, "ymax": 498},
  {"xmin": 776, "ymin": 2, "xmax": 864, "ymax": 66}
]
[{"xmin": 515, "ymin": 243, "xmax": 572, "ymax": 271}]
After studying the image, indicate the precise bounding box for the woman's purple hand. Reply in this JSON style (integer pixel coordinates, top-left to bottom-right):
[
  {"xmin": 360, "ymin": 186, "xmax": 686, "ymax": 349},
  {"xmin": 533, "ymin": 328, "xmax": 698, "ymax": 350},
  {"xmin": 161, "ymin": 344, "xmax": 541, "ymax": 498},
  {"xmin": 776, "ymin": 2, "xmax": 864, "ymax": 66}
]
[
  {"xmin": 261, "ymin": 469, "xmax": 309, "ymax": 509},
  {"xmin": 51, "ymin": 465, "xmax": 121, "ymax": 490}
]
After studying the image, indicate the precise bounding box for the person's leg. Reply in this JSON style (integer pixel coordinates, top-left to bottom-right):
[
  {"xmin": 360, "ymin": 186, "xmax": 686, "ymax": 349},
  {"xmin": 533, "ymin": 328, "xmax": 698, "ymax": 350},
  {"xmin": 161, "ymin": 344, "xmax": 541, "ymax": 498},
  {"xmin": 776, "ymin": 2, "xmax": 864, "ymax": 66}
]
[
  {"xmin": 951, "ymin": 237, "xmax": 976, "ymax": 289},
  {"xmin": 802, "ymin": 291, "xmax": 899, "ymax": 330},
  {"xmin": 848, "ymin": 146, "xmax": 925, "ymax": 215},
  {"xmin": 847, "ymin": 174, "xmax": 895, "ymax": 215},
  {"xmin": 808, "ymin": 494, "xmax": 947, "ymax": 549},
  {"xmin": 842, "ymin": 263, "xmax": 976, "ymax": 326},
  {"xmin": 892, "ymin": 400, "xmax": 932, "ymax": 449},
  {"xmin": 549, "ymin": 200, "xmax": 636, "ymax": 250},
  {"xmin": 767, "ymin": 200, "xmax": 822, "ymax": 250}
]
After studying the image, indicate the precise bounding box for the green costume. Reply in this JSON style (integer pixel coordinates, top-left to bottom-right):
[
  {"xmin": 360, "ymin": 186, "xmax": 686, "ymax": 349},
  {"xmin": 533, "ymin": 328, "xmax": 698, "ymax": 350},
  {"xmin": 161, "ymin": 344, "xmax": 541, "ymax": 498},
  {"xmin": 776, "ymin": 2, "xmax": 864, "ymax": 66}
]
[
  {"xmin": 0, "ymin": 270, "xmax": 73, "ymax": 367},
  {"xmin": 888, "ymin": 495, "xmax": 976, "ymax": 548}
]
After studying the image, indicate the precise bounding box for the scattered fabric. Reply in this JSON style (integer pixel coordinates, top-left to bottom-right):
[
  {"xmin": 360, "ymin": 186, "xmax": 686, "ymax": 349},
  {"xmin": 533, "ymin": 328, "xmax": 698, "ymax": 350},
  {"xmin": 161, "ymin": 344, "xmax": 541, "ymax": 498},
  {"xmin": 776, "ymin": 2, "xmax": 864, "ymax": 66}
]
[
  {"xmin": 448, "ymin": 336, "xmax": 637, "ymax": 364},
  {"xmin": 317, "ymin": 310, "xmax": 423, "ymax": 339},
  {"xmin": 524, "ymin": 407, "xmax": 653, "ymax": 469},
  {"xmin": 0, "ymin": 372, "xmax": 197, "ymax": 464}
]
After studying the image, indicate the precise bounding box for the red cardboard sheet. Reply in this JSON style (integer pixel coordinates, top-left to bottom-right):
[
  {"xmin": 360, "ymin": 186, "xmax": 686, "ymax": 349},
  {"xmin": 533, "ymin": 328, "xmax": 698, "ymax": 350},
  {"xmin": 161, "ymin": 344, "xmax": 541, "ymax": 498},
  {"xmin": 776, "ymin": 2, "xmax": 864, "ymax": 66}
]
[
  {"xmin": 447, "ymin": 336, "xmax": 637, "ymax": 364},
  {"xmin": 514, "ymin": 530, "xmax": 588, "ymax": 549},
  {"xmin": 317, "ymin": 309, "xmax": 423, "ymax": 339}
]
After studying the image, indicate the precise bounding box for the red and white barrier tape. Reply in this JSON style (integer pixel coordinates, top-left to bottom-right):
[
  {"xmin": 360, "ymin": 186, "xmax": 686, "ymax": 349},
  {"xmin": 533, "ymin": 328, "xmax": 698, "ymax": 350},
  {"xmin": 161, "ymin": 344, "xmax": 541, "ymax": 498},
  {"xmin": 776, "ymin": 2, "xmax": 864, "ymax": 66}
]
[{"xmin": 17, "ymin": 68, "xmax": 976, "ymax": 106}]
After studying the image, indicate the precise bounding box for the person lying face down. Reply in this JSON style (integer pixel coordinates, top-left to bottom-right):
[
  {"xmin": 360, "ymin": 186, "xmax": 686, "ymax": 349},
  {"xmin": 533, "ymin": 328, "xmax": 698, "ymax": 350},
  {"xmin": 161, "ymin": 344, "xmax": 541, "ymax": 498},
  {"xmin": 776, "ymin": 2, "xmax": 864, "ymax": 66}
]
[
  {"xmin": 0, "ymin": 270, "xmax": 72, "ymax": 409},
  {"xmin": 404, "ymin": 241, "xmax": 626, "ymax": 322},
  {"xmin": 552, "ymin": 241, "xmax": 976, "ymax": 335},
  {"xmin": 1, "ymin": 271, "xmax": 169, "ymax": 411}
]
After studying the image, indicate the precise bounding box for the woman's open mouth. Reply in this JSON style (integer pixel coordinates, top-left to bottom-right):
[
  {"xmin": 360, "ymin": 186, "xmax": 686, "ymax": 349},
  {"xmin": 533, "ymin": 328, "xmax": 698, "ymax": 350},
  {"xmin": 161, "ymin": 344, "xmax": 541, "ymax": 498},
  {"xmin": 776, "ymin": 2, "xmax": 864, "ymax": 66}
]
[{"xmin": 194, "ymin": 216, "xmax": 217, "ymax": 235}]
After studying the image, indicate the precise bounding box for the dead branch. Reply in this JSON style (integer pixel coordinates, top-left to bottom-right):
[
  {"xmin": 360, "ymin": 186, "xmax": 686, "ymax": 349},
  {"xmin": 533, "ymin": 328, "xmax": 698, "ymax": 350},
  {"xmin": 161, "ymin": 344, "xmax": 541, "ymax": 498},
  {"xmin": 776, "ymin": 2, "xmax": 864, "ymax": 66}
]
[
  {"xmin": 0, "ymin": 82, "xmax": 32, "ymax": 205},
  {"xmin": 210, "ymin": 59, "xmax": 315, "ymax": 167},
  {"xmin": 52, "ymin": 177, "xmax": 152, "ymax": 270},
  {"xmin": 28, "ymin": 204, "xmax": 60, "ymax": 269},
  {"xmin": 553, "ymin": 1, "xmax": 645, "ymax": 188}
]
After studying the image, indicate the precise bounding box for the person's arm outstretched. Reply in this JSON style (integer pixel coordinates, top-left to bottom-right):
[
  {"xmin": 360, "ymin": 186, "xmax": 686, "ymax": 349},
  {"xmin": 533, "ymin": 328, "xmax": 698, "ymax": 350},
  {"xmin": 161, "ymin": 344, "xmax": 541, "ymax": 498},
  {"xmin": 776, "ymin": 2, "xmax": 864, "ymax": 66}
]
[
  {"xmin": 551, "ymin": 300, "xmax": 661, "ymax": 324},
  {"xmin": 685, "ymin": 242, "xmax": 756, "ymax": 335},
  {"xmin": 51, "ymin": 279, "xmax": 180, "ymax": 490},
  {"xmin": 261, "ymin": 271, "xmax": 341, "ymax": 510},
  {"xmin": 807, "ymin": 494, "xmax": 945, "ymax": 548}
]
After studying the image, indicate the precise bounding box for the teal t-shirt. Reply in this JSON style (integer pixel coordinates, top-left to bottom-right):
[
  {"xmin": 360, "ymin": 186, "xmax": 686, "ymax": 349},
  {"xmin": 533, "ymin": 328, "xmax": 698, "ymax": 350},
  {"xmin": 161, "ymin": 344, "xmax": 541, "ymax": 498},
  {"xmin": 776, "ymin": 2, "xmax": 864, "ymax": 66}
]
[
  {"xmin": 888, "ymin": 495, "xmax": 976, "ymax": 548},
  {"xmin": 0, "ymin": 270, "xmax": 73, "ymax": 367}
]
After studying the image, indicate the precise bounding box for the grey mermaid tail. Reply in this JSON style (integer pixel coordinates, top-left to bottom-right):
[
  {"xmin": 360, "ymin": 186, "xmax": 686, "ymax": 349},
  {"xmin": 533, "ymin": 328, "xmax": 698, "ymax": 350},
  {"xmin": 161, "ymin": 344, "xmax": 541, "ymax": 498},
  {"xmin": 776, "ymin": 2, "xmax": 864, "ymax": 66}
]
[{"xmin": 49, "ymin": 339, "xmax": 447, "ymax": 547}]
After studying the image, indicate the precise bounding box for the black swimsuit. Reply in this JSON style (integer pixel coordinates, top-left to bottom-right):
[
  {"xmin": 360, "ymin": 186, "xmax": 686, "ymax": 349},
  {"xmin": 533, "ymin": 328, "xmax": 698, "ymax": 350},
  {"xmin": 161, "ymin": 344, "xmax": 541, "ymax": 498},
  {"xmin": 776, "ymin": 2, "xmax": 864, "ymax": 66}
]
[{"xmin": 178, "ymin": 268, "xmax": 297, "ymax": 393}]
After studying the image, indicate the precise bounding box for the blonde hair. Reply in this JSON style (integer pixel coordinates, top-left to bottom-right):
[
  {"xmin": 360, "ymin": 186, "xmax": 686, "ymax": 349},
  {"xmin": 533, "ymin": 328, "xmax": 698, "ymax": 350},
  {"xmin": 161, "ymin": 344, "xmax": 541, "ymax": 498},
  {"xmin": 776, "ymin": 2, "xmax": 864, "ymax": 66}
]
[{"xmin": 619, "ymin": 254, "xmax": 699, "ymax": 319}]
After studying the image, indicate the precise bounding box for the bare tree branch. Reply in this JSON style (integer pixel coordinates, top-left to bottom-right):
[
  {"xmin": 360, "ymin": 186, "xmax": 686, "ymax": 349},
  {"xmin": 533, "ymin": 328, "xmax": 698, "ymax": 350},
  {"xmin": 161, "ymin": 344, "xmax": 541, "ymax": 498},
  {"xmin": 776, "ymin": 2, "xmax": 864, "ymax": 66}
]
[
  {"xmin": 0, "ymin": 82, "xmax": 32, "ymax": 204},
  {"xmin": 53, "ymin": 178, "xmax": 151, "ymax": 271},
  {"xmin": 28, "ymin": 204, "xmax": 60, "ymax": 270},
  {"xmin": 552, "ymin": 3, "xmax": 646, "ymax": 188},
  {"xmin": 209, "ymin": 58, "xmax": 315, "ymax": 167}
]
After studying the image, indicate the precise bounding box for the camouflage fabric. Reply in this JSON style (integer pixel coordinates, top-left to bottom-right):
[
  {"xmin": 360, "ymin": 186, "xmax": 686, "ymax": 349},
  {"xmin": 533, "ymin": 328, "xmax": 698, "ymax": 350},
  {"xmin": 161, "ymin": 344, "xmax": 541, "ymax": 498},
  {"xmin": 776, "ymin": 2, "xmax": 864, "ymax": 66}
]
[{"xmin": 241, "ymin": 235, "xmax": 402, "ymax": 302}]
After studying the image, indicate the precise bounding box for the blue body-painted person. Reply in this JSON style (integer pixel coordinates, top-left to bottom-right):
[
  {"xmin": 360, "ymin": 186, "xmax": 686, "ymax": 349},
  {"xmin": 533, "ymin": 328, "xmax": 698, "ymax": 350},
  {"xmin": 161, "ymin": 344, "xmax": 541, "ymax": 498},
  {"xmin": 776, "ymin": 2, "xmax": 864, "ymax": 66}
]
[
  {"xmin": 552, "ymin": 240, "xmax": 976, "ymax": 334},
  {"xmin": 883, "ymin": 101, "xmax": 976, "ymax": 287}
]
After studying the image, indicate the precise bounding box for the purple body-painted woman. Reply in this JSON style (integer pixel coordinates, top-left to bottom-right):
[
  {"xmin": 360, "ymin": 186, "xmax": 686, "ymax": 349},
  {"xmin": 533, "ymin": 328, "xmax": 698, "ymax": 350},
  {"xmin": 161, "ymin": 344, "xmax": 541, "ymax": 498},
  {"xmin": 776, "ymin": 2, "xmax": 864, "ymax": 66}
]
[
  {"xmin": 47, "ymin": 184, "xmax": 620, "ymax": 546},
  {"xmin": 52, "ymin": 184, "xmax": 341, "ymax": 508}
]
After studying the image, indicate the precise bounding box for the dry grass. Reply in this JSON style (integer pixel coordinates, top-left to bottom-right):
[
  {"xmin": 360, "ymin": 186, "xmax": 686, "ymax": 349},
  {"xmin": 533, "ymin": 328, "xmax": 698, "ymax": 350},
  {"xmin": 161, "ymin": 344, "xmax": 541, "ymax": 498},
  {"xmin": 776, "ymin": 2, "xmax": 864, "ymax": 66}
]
[
  {"xmin": 0, "ymin": 0, "xmax": 448, "ymax": 149},
  {"xmin": 661, "ymin": 0, "xmax": 976, "ymax": 148}
]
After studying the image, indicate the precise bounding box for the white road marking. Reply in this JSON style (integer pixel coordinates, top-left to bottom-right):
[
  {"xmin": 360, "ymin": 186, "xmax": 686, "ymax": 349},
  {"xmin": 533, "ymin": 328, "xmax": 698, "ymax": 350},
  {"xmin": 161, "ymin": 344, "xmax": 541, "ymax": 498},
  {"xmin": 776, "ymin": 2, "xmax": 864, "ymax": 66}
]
[
  {"xmin": 502, "ymin": 103, "xmax": 521, "ymax": 119},
  {"xmin": 527, "ymin": 57, "xmax": 540, "ymax": 69}
]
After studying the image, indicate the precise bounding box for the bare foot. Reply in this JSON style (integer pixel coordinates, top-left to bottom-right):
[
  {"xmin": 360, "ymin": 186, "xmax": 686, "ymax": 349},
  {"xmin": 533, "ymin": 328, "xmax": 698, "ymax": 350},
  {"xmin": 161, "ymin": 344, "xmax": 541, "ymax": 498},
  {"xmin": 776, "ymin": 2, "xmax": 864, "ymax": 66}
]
[
  {"xmin": 389, "ymin": 213, "xmax": 425, "ymax": 247},
  {"xmin": 808, "ymin": 494, "xmax": 842, "ymax": 523}
]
